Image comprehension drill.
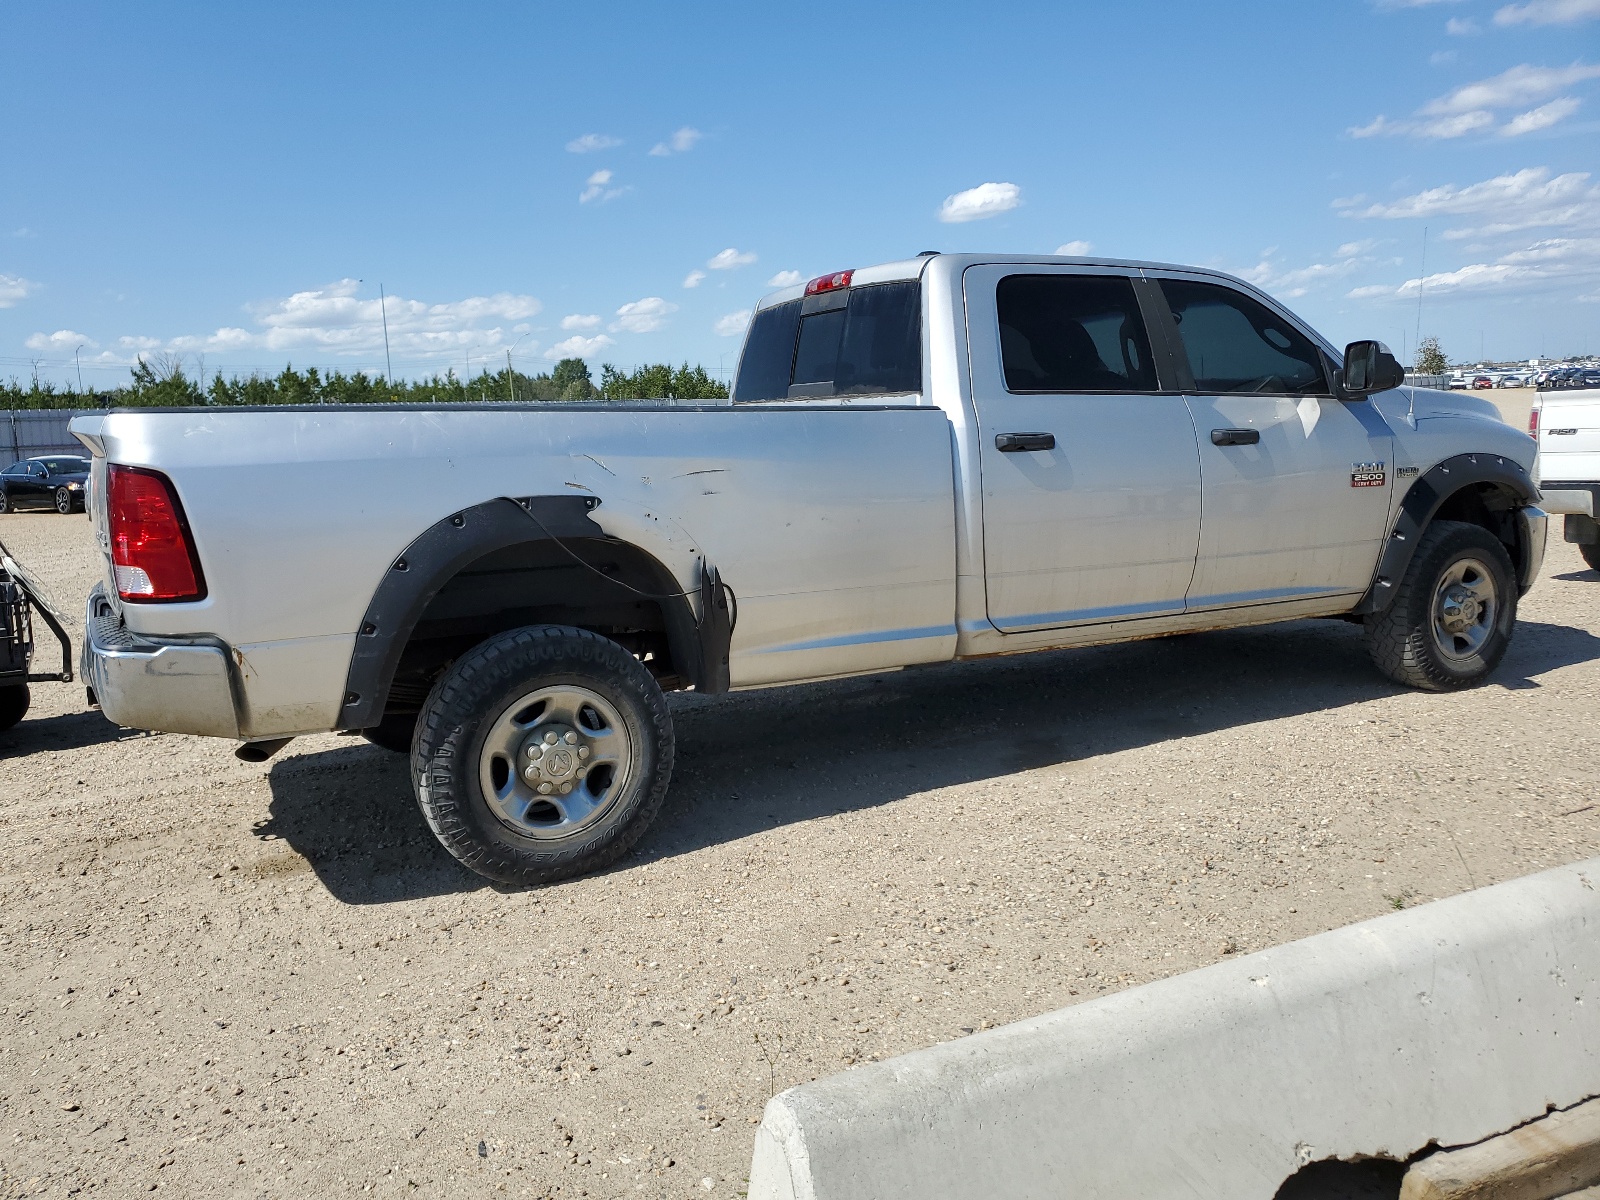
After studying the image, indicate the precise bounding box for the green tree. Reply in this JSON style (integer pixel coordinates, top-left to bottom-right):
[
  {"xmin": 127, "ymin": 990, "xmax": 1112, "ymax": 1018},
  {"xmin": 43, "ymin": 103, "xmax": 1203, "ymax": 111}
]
[
  {"xmin": 1415, "ymin": 336, "xmax": 1448, "ymax": 375},
  {"xmin": 599, "ymin": 362, "xmax": 728, "ymax": 400},
  {"xmin": 551, "ymin": 358, "xmax": 595, "ymax": 396},
  {"xmin": 126, "ymin": 355, "xmax": 202, "ymax": 406}
]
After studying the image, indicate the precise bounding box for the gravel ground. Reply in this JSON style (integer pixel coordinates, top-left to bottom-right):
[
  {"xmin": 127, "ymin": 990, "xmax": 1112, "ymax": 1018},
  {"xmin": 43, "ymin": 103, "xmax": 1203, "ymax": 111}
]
[{"xmin": 4, "ymin": 395, "xmax": 1598, "ymax": 1200}]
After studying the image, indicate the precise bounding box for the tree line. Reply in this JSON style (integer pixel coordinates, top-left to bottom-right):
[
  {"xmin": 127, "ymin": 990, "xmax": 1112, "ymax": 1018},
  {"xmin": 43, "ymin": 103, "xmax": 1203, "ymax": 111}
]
[{"xmin": 0, "ymin": 356, "xmax": 729, "ymax": 410}]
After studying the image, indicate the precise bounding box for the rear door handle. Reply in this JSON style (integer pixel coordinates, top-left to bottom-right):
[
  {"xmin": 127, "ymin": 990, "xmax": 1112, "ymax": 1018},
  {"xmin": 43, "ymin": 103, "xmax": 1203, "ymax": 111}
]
[
  {"xmin": 995, "ymin": 432, "xmax": 1056, "ymax": 452},
  {"xmin": 1210, "ymin": 428, "xmax": 1260, "ymax": 446}
]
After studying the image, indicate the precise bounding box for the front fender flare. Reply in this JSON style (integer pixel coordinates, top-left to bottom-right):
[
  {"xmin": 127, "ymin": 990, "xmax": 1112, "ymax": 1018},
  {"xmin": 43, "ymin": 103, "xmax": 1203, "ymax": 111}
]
[{"xmin": 1351, "ymin": 452, "xmax": 1539, "ymax": 616}]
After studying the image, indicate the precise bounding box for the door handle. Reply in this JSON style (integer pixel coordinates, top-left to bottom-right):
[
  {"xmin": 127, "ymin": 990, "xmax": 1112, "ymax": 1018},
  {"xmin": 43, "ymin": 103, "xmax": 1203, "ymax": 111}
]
[
  {"xmin": 995, "ymin": 432, "xmax": 1056, "ymax": 452},
  {"xmin": 1210, "ymin": 428, "xmax": 1260, "ymax": 446}
]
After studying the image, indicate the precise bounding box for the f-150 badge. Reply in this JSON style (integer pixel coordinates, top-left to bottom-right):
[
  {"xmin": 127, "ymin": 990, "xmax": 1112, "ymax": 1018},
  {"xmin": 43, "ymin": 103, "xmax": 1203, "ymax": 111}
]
[{"xmin": 1351, "ymin": 462, "xmax": 1387, "ymax": 487}]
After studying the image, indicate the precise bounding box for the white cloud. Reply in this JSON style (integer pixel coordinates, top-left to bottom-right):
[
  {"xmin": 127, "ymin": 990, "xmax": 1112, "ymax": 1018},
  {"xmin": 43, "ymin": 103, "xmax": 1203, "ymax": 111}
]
[
  {"xmin": 938, "ymin": 182, "xmax": 1021, "ymax": 223},
  {"xmin": 611, "ymin": 296, "xmax": 677, "ymax": 334},
  {"xmin": 24, "ymin": 330, "xmax": 97, "ymax": 352},
  {"xmin": 714, "ymin": 310, "xmax": 752, "ymax": 337},
  {"xmin": 1337, "ymin": 239, "xmax": 1380, "ymax": 256},
  {"xmin": 1350, "ymin": 61, "xmax": 1600, "ymax": 138},
  {"xmin": 560, "ymin": 314, "xmax": 601, "ymax": 331},
  {"xmin": 682, "ymin": 270, "xmax": 706, "ymax": 289},
  {"xmin": 0, "ymin": 273, "xmax": 35, "ymax": 307},
  {"xmin": 1446, "ymin": 16, "xmax": 1481, "ymax": 32},
  {"xmin": 649, "ymin": 127, "xmax": 703, "ymax": 156},
  {"xmin": 1501, "ymin": 96, "xmax": 1583, "ymax": 134},
  {"xmin": 567, "ymin": 133, "xmax": 622, "ymax": 154},
  {"xmin": 1240, "ymin": 254, "xmax": 1368, "ymax": 299},
  {"xmin": 80, "ymin": 279, "xmax": 544, "ymax": 362},
  {"xmin": 1343, "ymin": 166, "xmax": 1600, "ymax": 238},
  {"xmin": 707, "ymin": 248, "xmax": 757, "ymax": 270},
  {"xmin": 1345, "ymin": 234, "xmax": 1600, "ymax": 299},
  {"xmin": 1496, "ymin": 0, "xmax": 1600, "ymax": 23},
  {"xmin": 1432, "ymin": 49, "xmax": 1459, "ymax": 64},
  {"xmin": 1055, "ymin": 240, "xmax": 1093, "ymax": 255},
  {"xmin": 579, "ymin": 169, "xmax": 627, "ymax": 204},
  {"xmin": 766, "ymin": 270, "xmax": 803, "ymax": 287},
  {"xmin": 546, "ymin": 334, "xmax": 614, "ymax": 359}
]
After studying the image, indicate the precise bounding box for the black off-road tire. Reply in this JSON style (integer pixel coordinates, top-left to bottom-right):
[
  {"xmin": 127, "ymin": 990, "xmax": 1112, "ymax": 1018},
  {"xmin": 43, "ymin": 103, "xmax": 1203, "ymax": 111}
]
[
  {"xmin": 412, "ymin": 625, "xmax": 674, "ymax": 886},
  {"xmin": 361, "ymin": 710, "xmax": 418, "ymax": 754},
  {"xmin": 0, "ymin": 684, "xmax": 30, "ymax": 733},
  {"xmin": 1581, "ymin": 542, "xmax": 1600, "ymax": 573},
  {"xmin": 1364, "ymin": 520, "xmax": 1517, "ymax": 690}
]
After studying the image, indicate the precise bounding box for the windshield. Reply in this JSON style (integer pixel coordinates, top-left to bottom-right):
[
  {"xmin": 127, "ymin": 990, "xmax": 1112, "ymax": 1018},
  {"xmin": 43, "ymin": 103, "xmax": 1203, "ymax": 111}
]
[
  {"xmin": 732, "ymin": 281, "xmax": 922, "ymax": 402},
  {"xmin": 39, "ymin": 458, "xmax": 87, "ymax": 474}
]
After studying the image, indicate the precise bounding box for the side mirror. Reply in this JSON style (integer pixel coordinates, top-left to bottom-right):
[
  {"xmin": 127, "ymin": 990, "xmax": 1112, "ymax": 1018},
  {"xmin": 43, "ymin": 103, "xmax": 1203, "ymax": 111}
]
[{"xmin": 1342, "ymin": 340, "xmax": 1406, "ymax": 398}]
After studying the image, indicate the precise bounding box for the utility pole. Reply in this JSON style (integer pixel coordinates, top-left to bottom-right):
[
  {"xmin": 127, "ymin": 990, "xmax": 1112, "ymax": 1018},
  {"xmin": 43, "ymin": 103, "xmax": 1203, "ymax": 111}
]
[
  {"xmin": 379, "ymin": 284, "xmax": 394, "ymax": 383},
  {"xmin": 507, "ymin": 350, "xmax": 515, "ymax": 403},
  {"xmin": 74, "ymin": 345, "xmax": 84, "ymax": 396}
]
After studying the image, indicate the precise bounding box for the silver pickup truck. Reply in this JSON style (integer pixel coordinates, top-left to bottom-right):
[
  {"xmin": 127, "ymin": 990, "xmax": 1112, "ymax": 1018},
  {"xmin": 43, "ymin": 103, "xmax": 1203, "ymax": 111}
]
[{"xmin": 71, "ymin": 253, "xmax": 1546, "ymax": 884}]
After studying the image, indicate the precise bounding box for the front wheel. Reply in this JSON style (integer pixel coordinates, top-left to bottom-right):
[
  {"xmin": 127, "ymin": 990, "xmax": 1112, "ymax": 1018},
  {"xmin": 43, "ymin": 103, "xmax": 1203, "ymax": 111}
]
[
  {"xmin": 0, "ymin": 684, "xmax": 30, "ymax": 733},
  {"xmin": 1581, "ymin": 542, "xmax": 1600, "ymax": 573},
  {"xmin": 54, "ymin": 486, "xmax": 74, "ymax": 514},
  {"xmin": 0, "ymin": 490, "xmax": 10, "ymax": 514},
  {"xmin": 412, "ymin": 625, "xmax": 674, "ymax": 886},
  {"xmin": 1364, "ymin": 520, "xmax": 1517, "ymax": 690}
]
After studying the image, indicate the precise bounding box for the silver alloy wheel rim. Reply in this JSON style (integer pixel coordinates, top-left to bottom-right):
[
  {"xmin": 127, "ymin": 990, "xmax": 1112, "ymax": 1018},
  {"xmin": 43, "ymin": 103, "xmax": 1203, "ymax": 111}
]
[
  {"xmin": 477, "ymin": 684, "xmax": 633, "ymax": 839},
  {"xmin": 1430, "ymin": 556, "xmax": 1498, "ymax": 661},
  {"xmin": 55, "ymin": 489, "xmax": 70, "ymax": 513}
]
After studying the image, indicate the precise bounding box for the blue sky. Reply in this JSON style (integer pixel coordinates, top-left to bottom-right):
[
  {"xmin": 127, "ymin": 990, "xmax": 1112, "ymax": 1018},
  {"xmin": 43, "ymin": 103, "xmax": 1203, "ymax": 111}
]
[{"xmin": 2, "ymin": 0, "xmax": 1597, "ymax": 389}]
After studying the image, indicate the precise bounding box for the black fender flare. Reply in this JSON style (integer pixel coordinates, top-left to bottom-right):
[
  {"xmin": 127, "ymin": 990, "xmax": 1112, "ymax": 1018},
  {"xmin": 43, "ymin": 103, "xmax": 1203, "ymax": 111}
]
[
  {"xmin": 1351, "ymin": 452, "xmax": 1539, "ymax": 615},
  {"xmin": 337, "ymin": 495, "xmax": 729, "ymax": 730}
]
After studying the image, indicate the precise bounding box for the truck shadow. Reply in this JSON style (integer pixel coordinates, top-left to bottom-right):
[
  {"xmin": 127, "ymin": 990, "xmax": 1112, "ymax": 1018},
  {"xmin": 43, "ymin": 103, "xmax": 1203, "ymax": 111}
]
[
  {"xmin": 1, "ymin": 707, "xmax": 146, "ymax": 755},
  {"xmin": 255, "ymin": 741, "xmax": 483, "ymax": 905},
  {"xmin": 254, "ymin": 617, "xmax": 1600, "ymax": 903},
  {"xmin": 641, "ymin": 617, "xmax": 1600, "ymax": 863}
]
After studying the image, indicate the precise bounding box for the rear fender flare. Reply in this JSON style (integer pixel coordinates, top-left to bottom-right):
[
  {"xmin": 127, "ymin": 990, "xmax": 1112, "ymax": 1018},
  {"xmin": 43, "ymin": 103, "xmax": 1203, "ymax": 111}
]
[
  {"xmin": 1352, "ymin": 452, "xmax": 1539, "ymax": 615},
  {"xmin": 338, "ymin": 496, "xmax": 727, "ymax": 730}
]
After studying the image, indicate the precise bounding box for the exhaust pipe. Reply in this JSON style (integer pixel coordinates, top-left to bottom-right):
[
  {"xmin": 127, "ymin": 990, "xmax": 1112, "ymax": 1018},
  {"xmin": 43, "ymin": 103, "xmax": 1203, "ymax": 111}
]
[{"xmin": 235, "ymin": 737, "xmax": 293, "ymax": 763}]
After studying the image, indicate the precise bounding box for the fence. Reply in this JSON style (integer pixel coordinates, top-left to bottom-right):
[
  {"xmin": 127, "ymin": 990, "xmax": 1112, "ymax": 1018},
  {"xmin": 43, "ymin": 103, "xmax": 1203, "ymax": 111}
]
[
  {"xmin": 1403, "ymin": 373, "xmax": 1449, "ymax": 389},
  {"xmin": 3, "ymin": 410, "xmax": 99, "ymax": 466}
]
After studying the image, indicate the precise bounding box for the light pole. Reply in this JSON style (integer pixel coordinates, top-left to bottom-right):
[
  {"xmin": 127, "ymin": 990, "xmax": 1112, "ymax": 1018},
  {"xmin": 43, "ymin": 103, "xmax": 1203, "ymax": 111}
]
[
  {"xmin": 74, "ymin": 345, "xmax": 84, "ymax": 396},
  {"xmin": 505, "ymin": 336, "xmax": 525, "ymax": 403}
]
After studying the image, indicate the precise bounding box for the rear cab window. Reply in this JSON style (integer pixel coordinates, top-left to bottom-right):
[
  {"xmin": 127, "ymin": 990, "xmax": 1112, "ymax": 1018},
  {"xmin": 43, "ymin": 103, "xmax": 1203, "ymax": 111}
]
[{"xmin": 733, "ymin": 280, "xmax": 922, "ymax": 402}]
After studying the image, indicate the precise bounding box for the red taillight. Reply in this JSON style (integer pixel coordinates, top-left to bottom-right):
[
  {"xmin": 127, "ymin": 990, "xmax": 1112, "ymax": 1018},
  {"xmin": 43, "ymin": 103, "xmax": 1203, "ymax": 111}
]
[
  {"xmin": 1528, "ymin": 403, "xmax": 1540, "ymax": 437},
  {"xmin": 804, "ymin": 269, "xmax": 853, "ymax": 296},
  {"xmin": 107, "ymin": 465, "xmax": 206, "ymax": 602}
]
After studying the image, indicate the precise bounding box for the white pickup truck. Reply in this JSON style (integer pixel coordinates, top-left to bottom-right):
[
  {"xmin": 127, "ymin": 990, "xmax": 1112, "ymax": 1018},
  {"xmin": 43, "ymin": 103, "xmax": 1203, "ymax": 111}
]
[
  {"xmin": 1531, "ymin": 387, "xmax": 1600, "ymax": 572},
  {"xmin": 71, "ymin": 253, "xmax": 1547, "ymax": 884}
]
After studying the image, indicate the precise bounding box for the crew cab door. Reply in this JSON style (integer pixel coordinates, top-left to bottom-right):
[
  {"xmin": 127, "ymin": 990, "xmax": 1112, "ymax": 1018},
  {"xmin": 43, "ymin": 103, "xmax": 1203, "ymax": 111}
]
[
  {"xmin": 1148, "ymin": 274, "xmax": 1394, "ymax": 609},
  {"xmin": 964, "ymin": 265, "xmax": 1201, "ymax": 632}
]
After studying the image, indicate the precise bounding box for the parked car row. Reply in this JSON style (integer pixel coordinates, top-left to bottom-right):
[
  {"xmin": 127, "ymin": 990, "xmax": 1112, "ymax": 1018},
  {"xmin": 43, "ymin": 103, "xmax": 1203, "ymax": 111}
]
[
  {"xmin": 1536, "ymin": 367, "xmax": 1600, "ymax": 390},
  {"xmin": 0, "ymin": 455, "xmax": 90, "ymax": 514}
]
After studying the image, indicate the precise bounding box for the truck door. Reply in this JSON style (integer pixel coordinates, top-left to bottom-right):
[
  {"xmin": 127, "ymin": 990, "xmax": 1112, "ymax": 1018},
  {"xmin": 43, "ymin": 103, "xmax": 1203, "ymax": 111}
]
[
  {"xmin": 1149, "ymin": 275, "xmax": 1393, "ymax": 610},
  {"xmin": 964, "ymin": 266, "xmax": 1201, "ymax": 632}
]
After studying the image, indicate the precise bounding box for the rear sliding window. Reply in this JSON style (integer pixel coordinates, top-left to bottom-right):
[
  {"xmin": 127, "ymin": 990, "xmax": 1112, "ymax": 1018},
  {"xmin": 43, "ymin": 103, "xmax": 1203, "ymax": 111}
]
[{"xmin": 732, "ymin": 281, "xmax": 922, "ymax": 402}]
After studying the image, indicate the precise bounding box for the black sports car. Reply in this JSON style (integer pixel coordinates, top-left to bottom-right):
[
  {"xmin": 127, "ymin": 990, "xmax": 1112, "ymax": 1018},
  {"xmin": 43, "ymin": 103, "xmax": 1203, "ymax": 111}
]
[{"xmin": 0, "ymin": 455, "xmax": 90, "ymax": 514}]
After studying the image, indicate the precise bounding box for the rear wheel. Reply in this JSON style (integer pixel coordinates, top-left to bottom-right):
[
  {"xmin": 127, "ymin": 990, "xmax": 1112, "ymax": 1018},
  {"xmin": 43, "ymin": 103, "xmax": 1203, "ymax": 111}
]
[
  {"xmin": 0, "ymin": 490, "xmax": 10, "ymax": 514},
  {"xmin": 0, "ymin": 684, "xmax": 30, "ymax": 732},
  {"xmin": 412, "ymin": 625, "xmax": 674, "ymax": 886},
  {"xmin": 1364, "ymin": 520, "xmax": 1517, "ymax": 690},
  {"xmin": 54, "ymin": 486, "xmax": 73, "ymax": 514},
  {"xmin": 1581, "ymin": 542, "xmax": 1600, "ymax": 573}
]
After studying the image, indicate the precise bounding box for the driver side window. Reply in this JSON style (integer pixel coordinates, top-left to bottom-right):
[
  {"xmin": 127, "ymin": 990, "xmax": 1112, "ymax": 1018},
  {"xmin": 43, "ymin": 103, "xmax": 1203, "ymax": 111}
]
[{"xmin": 1159, "ymin": 279, "xmax": 1329, "ymax": 396}]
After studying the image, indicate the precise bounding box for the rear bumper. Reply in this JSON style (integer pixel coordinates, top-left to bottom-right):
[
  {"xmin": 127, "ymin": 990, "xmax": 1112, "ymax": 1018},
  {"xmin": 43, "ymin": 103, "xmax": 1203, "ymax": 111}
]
[
  {"xmin": 83, "ymin": 584, "xmax": 240, "ymax": 738},
  {"xmin": 1537, "ymin": 481, "xmax": 1599, "ymax": 517}
]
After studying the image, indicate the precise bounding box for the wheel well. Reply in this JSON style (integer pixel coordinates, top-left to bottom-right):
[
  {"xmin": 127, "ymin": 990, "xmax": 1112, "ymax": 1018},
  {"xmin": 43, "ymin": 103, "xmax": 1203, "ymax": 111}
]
[
  {"xmin": 1432, "ymin": 481, "xmax": 1525, "ymax": 572},
  {"xmin": 379, "ymin": 537, "xmax": 692, "ymax": 718}
]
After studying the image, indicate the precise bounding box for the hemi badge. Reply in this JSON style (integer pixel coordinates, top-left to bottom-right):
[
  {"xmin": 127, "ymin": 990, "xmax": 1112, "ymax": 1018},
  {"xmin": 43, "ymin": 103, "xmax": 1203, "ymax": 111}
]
[{"xmin": 1351, "ymin": 461, "xmax": 1386, "ymax": 488}]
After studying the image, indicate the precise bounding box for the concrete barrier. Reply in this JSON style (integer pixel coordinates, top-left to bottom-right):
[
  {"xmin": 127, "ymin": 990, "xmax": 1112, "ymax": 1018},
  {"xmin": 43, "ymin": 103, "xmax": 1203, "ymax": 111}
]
[{"xmin": 748, "ymin": 858, "xmax": 1600, "ymax": 1200}]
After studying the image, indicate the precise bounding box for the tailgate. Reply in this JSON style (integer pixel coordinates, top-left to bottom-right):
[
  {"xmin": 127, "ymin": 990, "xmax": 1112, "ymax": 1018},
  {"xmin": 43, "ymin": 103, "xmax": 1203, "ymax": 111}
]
[{"xmin": 1536, "ymin": 388, "xmax": 1600, "ymax": 484}]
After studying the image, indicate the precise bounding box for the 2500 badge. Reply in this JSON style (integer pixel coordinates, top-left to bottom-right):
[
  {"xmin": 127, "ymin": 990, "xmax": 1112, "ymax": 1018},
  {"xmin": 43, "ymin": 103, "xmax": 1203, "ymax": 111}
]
[{"xmin": 1351, "ymin": 461, "xmax": 1386, "ymax": 488}]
